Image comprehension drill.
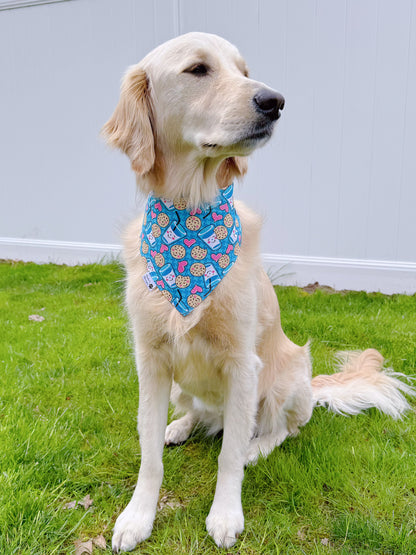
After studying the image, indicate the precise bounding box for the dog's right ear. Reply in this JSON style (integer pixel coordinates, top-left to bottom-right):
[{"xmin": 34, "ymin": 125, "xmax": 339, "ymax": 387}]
[{"xmin": 102, "ymin": 66, "xmax": 155, "ymax": 176}]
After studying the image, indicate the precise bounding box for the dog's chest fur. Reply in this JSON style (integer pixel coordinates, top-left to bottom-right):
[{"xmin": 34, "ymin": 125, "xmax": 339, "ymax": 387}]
[{"xmin": 171, "ymin": 334, "xmax": 225, "ymax": 408}]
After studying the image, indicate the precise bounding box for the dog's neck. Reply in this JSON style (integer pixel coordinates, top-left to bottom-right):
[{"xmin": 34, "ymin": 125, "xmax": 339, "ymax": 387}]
[{"xmin": 138, "ymin": 150, "xmax": 231, "ymax": 209}]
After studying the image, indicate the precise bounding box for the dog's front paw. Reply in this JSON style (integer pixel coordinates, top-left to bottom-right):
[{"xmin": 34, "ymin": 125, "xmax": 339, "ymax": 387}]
[
  {"xmin": 112, "ymin": 503, "xmax": 154, "ymax": 553},
  {"xmin": 206, "ymin": 504, "xmax": 244, "ymax": 548}
]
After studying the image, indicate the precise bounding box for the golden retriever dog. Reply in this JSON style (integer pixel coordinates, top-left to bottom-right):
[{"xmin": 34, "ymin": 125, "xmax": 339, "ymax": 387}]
[{"xmin": 103, "ymin": 32, "xmax": 414, "ymax": 552}]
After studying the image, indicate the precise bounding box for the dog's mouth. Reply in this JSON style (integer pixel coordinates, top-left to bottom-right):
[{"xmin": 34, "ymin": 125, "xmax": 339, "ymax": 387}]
[
  {"xmin": 234, "ymin": 121, "xmax": 276, "ymax": 149},
  {"xmin": 241, "ymin": 126, "xmax": 273, "ymax": 142},
  {"xmin": 202, "ymin": 121, "xmax": 277, "ymax": 152}
]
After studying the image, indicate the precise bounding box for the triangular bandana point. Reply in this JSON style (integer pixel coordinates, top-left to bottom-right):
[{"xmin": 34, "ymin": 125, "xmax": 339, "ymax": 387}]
[{"xmin": 140, "ymin": 184, "xmax": 242, "ymax": 315}]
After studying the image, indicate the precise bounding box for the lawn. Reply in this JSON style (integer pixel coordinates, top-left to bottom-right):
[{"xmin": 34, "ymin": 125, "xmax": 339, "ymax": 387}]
[{"xmin": 1, "ymin": 261, "xmax": 415, "ymax": 554}]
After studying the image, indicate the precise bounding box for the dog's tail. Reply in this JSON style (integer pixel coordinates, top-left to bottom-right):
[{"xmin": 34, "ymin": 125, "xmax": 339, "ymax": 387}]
[{"xmin": 311, "ymin": 349, "xmax": 415, "ymax": 419}]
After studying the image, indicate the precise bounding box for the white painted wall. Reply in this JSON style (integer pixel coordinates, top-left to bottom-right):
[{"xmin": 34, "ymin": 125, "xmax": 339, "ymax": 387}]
[{"xmin": 1, "ymin": 0, "xmax": 416, "ymax": 293}]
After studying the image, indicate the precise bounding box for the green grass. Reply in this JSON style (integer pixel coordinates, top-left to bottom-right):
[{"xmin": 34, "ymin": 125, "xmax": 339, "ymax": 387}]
[{"xmin": 1, "ymin": 261, "xmax": 415, "ymax": 554}]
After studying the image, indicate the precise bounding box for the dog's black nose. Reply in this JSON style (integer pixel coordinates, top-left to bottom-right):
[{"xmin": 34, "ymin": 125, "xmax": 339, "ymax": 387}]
[{"xmin": 253, "ymin": 90, "xmax": 285, "ymax": 121}]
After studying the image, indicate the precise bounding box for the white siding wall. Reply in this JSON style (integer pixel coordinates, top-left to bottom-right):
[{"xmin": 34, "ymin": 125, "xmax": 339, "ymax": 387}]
[{"xmin": 1, "ymin": 0, "xmax": 416, "ymax": 293}]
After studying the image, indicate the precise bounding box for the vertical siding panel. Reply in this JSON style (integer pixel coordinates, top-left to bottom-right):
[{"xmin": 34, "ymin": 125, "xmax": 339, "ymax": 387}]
[
  {"xmin": 179, "ymin": 0, "xmax": 259, "ymax": 61},
  {"xmin": 265, "ymin": 0, "xmax": 316, "ymax": 256},
  {"xmin": 307, "ymin": 0, "xmax": 346, "ymax": 257},
  {"xmin": 210, "ymin": 0, "xmax": 260, "ymax": 66},
  {"xmin": 179, "ymin": 0, "xmax": 208, "ymax": 33},
  {"xmin": 131, "ymin": 0, "xmax": 156, "ymax": 58},
  {"xmin": 396, "ymin": 1, "xmax": 416, "ymax": 262},
  {"xmin": 0, "ymin": 8, "xmax": 38, "ymax": 238},
  {"xmin": 255, "ymin": 0, "xmax": 287, "ymax": 97},
  {"xmin": 336, "ymin": 0, "xmax": 378, "ymax": 259},
  {"xmin": 152, "ymin": 0, "xmax": 177, "ymax": 44},
  {"xmin": 366, "ymin": 0, "xmax": 412, "ymax": 260}
]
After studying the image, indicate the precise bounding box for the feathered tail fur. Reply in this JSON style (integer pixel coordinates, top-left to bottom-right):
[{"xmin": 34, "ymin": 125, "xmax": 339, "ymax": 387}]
[{"xmin": 311, "ymin": 348, "xmax": 415, "ymax": 419}]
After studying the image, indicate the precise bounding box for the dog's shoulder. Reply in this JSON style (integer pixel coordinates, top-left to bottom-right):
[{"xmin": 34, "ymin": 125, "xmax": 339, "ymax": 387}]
[{"xmin": 234, "ymin": 199, "xmax": 262, "ymax": 228}]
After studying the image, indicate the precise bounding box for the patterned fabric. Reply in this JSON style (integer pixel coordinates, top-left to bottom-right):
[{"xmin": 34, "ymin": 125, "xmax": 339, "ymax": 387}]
[{"xmin": 140, "ymin": 184, "xmax": 242, "ymax": 315}]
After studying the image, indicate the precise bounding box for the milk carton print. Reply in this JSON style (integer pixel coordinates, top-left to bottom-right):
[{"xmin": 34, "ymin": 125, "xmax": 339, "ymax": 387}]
[
  {"xmin": 161, "ymin": 198, "xmax": 175, "ymax": 210},
  {"xmin": 198, "ymin": 225, "xmax": 221, "ymax": 250},
  {"xmin": 160, "ymin": 263, "xmax": 177, "ymax": 288},
  {"xmin": 145, "ymin": 222, "xmax": 156, "ymax": 246},
  {"xmin": 230, "ymin": 226, "xmax": 238, "ymax": 244},
  {"xmin": 222, "ymin": 184, "xmax": 234, "ymax": 207},
  {"xmin": 162, "ymin": 221, "xmax": 186, "ymax": 245},
  {"xmin": 176, "ymin": 299, "xmax": 191, "ymax": 315},
  {"xmin": 204, "ymin": 264, "xmax": 221, "ymax": 288}
]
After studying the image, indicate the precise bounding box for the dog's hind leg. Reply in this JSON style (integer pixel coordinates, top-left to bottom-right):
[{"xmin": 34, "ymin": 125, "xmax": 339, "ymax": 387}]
[
  {"xmin": 165, "ymin": 411, "xmax": 197, "ymax": 445},
  {"xmin": 252, "ymin": 289, "xmax": 314, "ymax": 464},
  {"xmin": 246, "ymin": 429, "xmax": 289, "ymax": 464},
  {"xmin": 165, "ymin": 381, "xmax": 197, "ymax": 445},
  {"xmin": 246, "ymin": 388, "xmax": 313, "ymax": 464}
]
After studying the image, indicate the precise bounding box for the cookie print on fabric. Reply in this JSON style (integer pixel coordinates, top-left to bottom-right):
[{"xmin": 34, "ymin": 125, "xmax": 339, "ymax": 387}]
[{"xmin": 140, "ymin": 184, "xmax": 242, "ymax": 315}]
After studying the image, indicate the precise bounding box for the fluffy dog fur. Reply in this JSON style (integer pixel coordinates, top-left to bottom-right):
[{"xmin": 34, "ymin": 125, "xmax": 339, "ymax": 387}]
[{"xmin": 103, "ymin": 32, "xmax": 414, "ymax": 552}]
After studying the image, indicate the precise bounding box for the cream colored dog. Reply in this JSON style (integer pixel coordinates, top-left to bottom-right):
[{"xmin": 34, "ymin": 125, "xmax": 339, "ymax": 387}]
[{"xmin": 103, "ymin": 32, "xmax": 414, "ymax": 552}]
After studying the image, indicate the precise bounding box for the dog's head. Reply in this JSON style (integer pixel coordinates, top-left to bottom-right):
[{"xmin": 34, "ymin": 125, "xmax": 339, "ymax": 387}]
[{"xmin": 102, "ymin": 32, "xmax": 284, "ymax": 202}]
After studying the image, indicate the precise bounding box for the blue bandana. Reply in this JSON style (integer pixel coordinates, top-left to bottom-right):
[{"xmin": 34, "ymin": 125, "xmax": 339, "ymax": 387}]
[{"xmin": 140, "ymin": 184, "xmax": 242, "ymax": 315}]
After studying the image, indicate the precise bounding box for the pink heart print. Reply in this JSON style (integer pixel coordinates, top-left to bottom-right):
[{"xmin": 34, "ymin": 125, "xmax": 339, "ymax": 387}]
[
  {"xmin": 219, "ymin": 203, "xmax": 229, "ymax": 212},
  {"xmin": 151, "ymin": 210, "xmax": 157, "ymax": 219},
  {"xmin": 184, "ymin": 238, "xmax": 196, "ymax": 247},
  {"xmin": 156, "ymin": 280, "xmax": 165, "ymax": 289},
  {"xmin": 160, "ymin": 244, "xmax": 168, "ymax": 253},
  {"xmin": 177, "ymin": 261, "xmax": 188, "ymax": 273},
  {"xmin": 212, "ymin": 212, "xmax": 223, "ymax": 222},
  {"xmin": 211, "ymin": 253, "xmax": 222, "ymax": 262},
  {"xmin": 154, "ymin": 202, "xmax": 162, "ymax": 211},
  {"xmin": 150, "ymin": 250, "xmax": 157, "ymax": 257},
  {"xmin": 191, "ymin": 285, "xmax": 203, "ymax": 294},
  {"xmin": 226, "ymin": 244, "xmax": 233, "ymax": 254},
  {"xmin": 190, "ymin": 208, "xmax": 202, "ymax": 215}
]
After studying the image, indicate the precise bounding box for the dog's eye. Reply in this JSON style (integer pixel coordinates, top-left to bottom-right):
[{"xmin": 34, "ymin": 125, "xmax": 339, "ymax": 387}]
[{"xmin": 184, "ymin": 63, "xmax": 209, "ymax": 76}]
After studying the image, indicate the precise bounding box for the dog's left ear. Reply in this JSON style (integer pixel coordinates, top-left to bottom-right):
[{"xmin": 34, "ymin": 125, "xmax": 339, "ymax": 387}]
[
  {"xmin": 102, "ymin": 65, "xmax": 155, "ymax": 176},
  {"xmin": 217, "ymin": 156, "xmax": 248, "ymax": 188}
]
